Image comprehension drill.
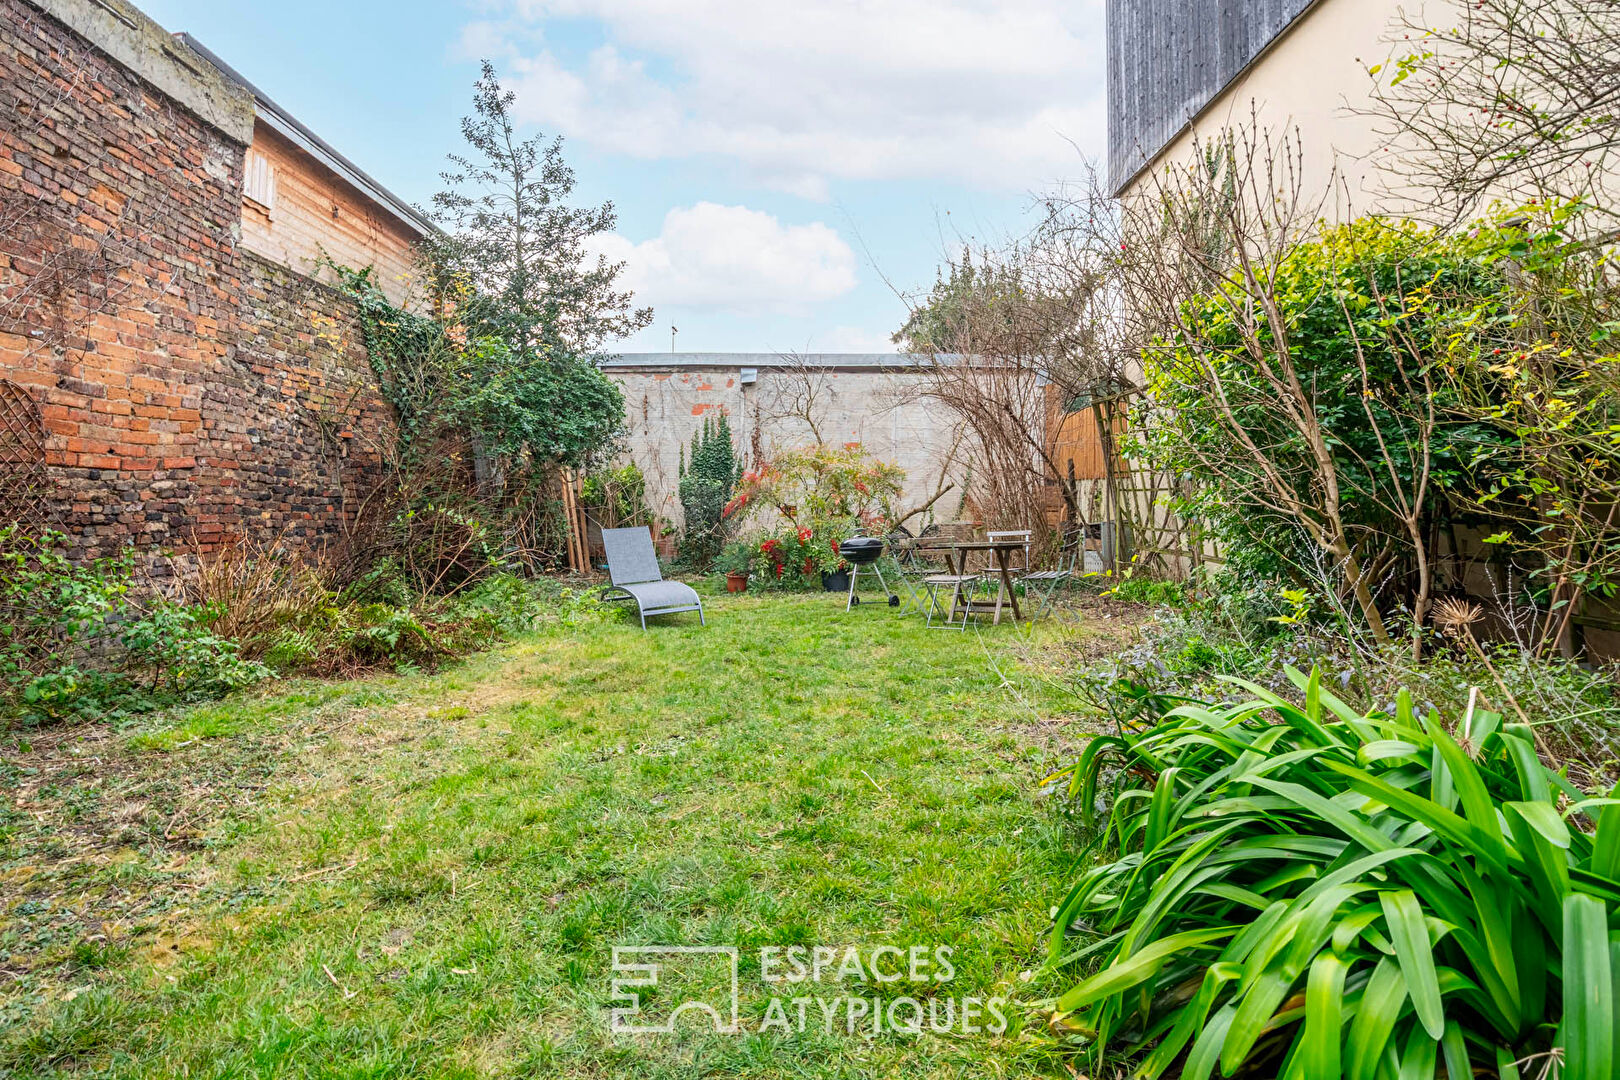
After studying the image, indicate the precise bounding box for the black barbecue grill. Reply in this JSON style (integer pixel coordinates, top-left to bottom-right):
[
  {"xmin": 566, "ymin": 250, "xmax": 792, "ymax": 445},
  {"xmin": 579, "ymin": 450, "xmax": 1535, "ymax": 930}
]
[
  {"xmin": 840, "ymin": 536, "xmax": 884, "ymax": 564},
  {"xmin": 840, "ymin": 535, "xmax": 900, "ymax": 610}
]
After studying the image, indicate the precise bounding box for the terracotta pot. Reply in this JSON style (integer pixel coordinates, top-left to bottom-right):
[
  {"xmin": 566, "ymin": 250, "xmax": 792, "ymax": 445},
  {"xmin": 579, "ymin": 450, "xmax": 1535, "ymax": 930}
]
[{"xmin": 726, "ymin": 572, "xmax": 749, "ymax": 593}]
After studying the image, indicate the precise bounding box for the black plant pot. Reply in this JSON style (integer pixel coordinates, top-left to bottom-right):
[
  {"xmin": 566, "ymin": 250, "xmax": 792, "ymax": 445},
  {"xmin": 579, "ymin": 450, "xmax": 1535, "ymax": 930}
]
[{"xmin": 821, "ymin": 570, "xmax": 851, "ymax": 593}]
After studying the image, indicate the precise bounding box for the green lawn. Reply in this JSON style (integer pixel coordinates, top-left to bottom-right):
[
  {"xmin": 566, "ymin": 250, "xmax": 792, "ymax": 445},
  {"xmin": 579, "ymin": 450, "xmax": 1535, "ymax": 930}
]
[{"xmin": 2, "ymin": 589, "xmax": 1102, "ymax": 1078}]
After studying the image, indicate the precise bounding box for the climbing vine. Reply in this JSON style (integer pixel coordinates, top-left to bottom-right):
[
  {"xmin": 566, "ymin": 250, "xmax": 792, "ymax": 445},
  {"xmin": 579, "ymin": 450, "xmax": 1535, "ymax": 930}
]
[{"xmin": 326, "ymin": 262, "xmax": 626, "ymax": 471}]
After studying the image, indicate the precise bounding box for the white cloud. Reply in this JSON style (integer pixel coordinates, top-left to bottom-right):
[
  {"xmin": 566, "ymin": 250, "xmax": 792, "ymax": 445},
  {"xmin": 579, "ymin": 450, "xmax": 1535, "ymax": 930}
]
[
  {"xmin": 452, "ymin": 20, "xmax": 521, "ymax": 63},
  {"xmin": 592, "ymin": 202, "xmax": 857, "ymax": 314},
  {"xmin": 465, "ymin": 0, "xmax": 1105, "ymax": 197}
]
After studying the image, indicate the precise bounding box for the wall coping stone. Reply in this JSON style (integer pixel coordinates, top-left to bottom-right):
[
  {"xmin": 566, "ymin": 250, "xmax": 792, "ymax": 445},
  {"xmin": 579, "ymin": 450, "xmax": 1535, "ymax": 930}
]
[{"xmin": 27, "ymin": 0, "xmax": 254, "ymax": 144}]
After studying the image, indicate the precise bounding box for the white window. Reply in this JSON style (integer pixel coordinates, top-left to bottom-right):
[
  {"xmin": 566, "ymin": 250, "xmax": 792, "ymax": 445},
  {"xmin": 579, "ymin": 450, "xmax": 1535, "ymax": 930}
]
[{"xmin": 244, "ymin": 151, "xmax": 275, "ymax": 214}]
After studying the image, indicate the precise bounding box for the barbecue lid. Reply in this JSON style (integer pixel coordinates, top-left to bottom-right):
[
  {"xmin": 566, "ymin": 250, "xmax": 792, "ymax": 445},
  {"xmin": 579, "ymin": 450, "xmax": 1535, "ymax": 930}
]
[{"xmin": 840, "ymin": 535, "xmax": 885, "ymax": 564}]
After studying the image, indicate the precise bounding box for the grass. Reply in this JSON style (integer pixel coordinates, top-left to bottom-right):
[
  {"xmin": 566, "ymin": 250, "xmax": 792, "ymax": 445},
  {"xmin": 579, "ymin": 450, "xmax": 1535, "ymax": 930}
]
[{"xmin": 1, "ymin": 587, "xmax": 1113, "ymax": 1078}]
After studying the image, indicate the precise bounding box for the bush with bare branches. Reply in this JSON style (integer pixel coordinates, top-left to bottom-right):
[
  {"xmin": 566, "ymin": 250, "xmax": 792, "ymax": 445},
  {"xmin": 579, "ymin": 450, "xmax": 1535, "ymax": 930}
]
[
  {"xmin": 1118, "ymin": 130, "xmax": 1520, "ymax": 650},
  {"xmin": 892, "ymin": 204, "xmax": 1136, "ymax": 560}
]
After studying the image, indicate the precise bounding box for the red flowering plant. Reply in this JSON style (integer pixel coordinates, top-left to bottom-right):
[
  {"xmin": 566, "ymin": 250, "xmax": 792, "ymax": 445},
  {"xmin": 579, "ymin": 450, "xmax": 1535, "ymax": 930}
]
[
  {"xmin": 725, "ymin": 445, "xmax": 905, "ymax": 589},
  {"xmin": 750, "ymin": 526, "xmax": 837, "ymax": 586},
  {"xmin": 721, "ymin": 465, "xmax": 773, "ymax": 521}
]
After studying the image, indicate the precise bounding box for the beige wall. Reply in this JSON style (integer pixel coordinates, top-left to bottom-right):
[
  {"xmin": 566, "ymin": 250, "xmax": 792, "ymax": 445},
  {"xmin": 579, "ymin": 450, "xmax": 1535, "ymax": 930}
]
[
  {"xmin": 1118, "ymin": 0, "xmax": 1422, "ymax": 213},
  {"xmin": 610, "ymin": 363, "xmax": 977, "ymax": 530},
  {"xmin": 239, "ymin": 122, "xmax": 422, "ymax": 305}
]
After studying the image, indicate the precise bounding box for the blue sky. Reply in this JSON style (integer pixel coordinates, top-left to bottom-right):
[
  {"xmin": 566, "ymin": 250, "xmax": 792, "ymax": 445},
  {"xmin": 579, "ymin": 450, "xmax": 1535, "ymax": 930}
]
[{"xmin": 141, "ymin": 0, "xmax": 1106, "ymax": 354}]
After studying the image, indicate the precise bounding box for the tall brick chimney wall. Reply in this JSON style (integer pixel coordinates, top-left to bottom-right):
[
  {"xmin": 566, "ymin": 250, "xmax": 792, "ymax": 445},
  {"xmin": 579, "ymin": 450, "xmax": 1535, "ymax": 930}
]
[{"xmin": 0, "ymin": 0, "xmax": 392, "ymax": 556}]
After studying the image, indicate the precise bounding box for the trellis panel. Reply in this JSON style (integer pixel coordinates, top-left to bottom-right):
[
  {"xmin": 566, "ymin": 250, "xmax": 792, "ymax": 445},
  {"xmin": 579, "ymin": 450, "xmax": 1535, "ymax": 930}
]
[{"xmin": 0, "ymin": 379, "xmax": 49, "ymax": 527}]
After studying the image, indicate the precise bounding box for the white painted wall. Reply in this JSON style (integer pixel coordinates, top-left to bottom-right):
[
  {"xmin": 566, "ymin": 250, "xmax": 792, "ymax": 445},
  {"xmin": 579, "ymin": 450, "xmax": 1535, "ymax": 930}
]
[
  {"xmin": 607, "ymin": 359, "xmax": 977, "ymax": 530},
  {"xmin": 1117, "ymin": 0, "xmax": 1423, "ymax": 214}
]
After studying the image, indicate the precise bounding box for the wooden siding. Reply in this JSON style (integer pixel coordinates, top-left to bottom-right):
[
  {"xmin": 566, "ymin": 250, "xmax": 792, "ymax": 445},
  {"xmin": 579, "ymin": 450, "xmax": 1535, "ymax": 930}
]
[
  {"xmin": 1107, "ymin": 0, "xmax": 1317, "ymax": 192},
  {"xmin": 1051, "ymin": 410, "xmax": 1112, "ymax": 481},
  {"xmin": 1049, "ymin": 397, "xmax": 1125, "ymax": 482},
  {"xmin": 239, "ymin": 122, "xmax": 421, "ymax": 306}
]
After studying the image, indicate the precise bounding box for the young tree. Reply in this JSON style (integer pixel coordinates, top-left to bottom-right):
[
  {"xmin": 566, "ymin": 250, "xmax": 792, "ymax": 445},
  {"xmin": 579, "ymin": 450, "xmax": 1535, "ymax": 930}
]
[
  {"xmin": 325, "ymin": 64, "xmax": 657, "ymax": 578},
  {"xmin": 430, "ymin": 62, "xmax": 652, "ymax": 360},
  {"xmin": 757, "ymin": 351, "xmax": 835, "ymax": 446},
  {"xmin": 1431, "ymin": 209, "xmax": 1620, "ymax": 656},
  {"xmin": 892, "ymin": 249, "xmax": 1028, "ymax": 354},
  {"xmin": 678, "ymin": 416, "xmax": 743, "ymax": 570},
  {"xmin": 1115, "ymin": 131, "xmax": 1478, "ymax": 650},
  {"xmin": 420, "ymin": 61, "xmax": 654, "ymax": 488},
  {"xmin": 892, "ymin": 200, "xmax": 1138, "ymax": 555},
  {"xmin": 1366, "ymin": 0, "xmax": 1620, "ymax": 654}
]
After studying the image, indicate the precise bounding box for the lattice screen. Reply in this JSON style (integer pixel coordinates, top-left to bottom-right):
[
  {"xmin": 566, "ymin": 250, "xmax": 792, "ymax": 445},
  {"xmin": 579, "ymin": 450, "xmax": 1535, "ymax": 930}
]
[{"xmin": 0, "ymin": 379, "xmax": 50, "ymax": 526}]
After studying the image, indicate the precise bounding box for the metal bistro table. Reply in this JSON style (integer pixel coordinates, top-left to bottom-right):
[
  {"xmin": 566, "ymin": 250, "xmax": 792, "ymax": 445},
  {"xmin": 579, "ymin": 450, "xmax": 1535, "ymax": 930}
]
[{"xmin": 920, "ymin": 540, "xmax": 1027, "ymax": 625}]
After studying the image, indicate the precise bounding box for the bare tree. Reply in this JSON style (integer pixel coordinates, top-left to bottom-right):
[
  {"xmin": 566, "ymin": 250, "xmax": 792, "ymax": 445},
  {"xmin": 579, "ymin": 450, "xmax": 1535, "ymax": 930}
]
[
  {"xmin": 1368, "ymin": 0, "xmax": 1620, "ymax": 229},
  {"xmin": 756, "ymin": 351, "xmax": 835, "ymax": 446},
  {"xmin": 891, "ymin": 176, "xmax": 1141, "ymax": 560}
]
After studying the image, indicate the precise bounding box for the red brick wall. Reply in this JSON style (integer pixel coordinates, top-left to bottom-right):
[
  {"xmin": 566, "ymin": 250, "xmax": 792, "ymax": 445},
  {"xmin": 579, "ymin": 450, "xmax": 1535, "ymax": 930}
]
[
  {"xmin": 218, "ymin": 253, "xmax": 390, "ymax": 548},
  {"xmin": 0, "ymin": 0, "xmax": 393, "ymax": 555}
]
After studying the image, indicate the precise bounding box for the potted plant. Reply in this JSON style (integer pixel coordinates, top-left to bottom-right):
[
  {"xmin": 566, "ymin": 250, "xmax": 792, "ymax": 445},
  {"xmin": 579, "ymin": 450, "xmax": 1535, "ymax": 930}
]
[
  {"xmin": 715, "ymin": 541, "xmax": 753, "ymax": 593},
  {"xmin": 744, "ymin": 524, "xmax": 829, "ymax": 590},
  {"xmin": 818, "ymin": 535, "xmax": 851, "ymax": 593}
]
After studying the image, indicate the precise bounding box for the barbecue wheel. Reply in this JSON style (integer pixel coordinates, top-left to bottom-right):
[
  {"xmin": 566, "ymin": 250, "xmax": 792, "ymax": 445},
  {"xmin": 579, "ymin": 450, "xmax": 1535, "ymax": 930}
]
[
  {"xmin": 850, "ymin": 595, "xmax": 860, "ymax": 606},
  {"xmin": 887, "ymin": 595, "xmax": 900, "ymax": 607}
]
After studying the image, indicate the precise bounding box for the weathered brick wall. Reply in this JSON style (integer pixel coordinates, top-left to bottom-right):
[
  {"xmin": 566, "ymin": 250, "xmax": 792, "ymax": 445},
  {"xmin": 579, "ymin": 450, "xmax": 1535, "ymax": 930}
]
[
  {"xmin": 0, "ymin": 0, "xmax": 245, "ymax": 552},
  {"xmin": 0, "ymin": 0, "xmax": 394, "ymax": 556},
  {"xmin": 199, "ymin": 252, "xmax": 390, "ymax": 549}
]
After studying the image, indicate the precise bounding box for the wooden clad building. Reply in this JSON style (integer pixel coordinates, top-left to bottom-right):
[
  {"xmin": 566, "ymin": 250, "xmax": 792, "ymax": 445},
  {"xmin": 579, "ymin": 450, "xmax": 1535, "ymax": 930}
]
[{"xmin": 0, "ymin": 0, "xmax": 431, "ymax": 554}]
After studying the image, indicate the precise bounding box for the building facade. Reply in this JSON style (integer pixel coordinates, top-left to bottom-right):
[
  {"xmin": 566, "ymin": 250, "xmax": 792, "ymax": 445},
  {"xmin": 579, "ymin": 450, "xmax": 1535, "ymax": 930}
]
[
  {"xmin": 178, "ymin": 33, "xmax": 431, "ymax": 307},
  {"xmin": 1097, "ymin": 0, "xmax": 1425, "ymax": 577},
  {"xmin": 1108, "ymin": 0, "xmax": 1410, "ymax": 206},
  {"xmin": 0, "ymin": 0, "xmax": 426, "ymax": 554}
]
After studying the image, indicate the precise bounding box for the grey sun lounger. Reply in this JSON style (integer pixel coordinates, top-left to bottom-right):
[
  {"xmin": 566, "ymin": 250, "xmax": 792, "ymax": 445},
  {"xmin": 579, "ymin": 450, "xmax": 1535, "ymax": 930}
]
[{"xmin": 600, "ymin": 527, "xmax": 706, "ymax": 630}]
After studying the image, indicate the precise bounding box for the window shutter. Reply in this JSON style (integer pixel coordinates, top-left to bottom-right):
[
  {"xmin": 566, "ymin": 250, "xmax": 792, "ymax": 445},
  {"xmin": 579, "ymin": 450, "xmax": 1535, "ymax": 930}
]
[{"xmin": 244, "ymin": 151, "xmax": 276, "ymax": 214}]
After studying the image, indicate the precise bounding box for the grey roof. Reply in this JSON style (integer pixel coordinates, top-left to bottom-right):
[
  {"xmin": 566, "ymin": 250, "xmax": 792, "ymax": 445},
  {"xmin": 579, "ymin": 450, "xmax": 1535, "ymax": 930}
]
[
  {"xmin": 176, "ymin": 33, "xmax": 436, "ymax": 238},
  {"xmin": 601, "ymin": 352, "xmax": 962, "ymax": 370}
]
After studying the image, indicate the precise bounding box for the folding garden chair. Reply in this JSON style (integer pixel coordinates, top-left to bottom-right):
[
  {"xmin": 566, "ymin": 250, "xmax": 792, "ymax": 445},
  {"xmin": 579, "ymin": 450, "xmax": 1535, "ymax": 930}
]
[
  {"xmin": 923, "ymin": 569, "xmax": 986, "ymax": 630},
  {"xmin": 880, "ymin": 531, "xmax": 929, "ymax": 613},
  {"xmin": 984, "ymin": 530, "xmax": 1034, "ymax": 576},
  {"xmin": 1019, "ymin": 527, "xmax": 1081, "ymax": 621},
  {"xmin": 920, "ymin": 529, "xmax": 992, "ymax": 630},
  {"xmin": 980, "ymin": 529, "xmax": 1042, "ymax": 623}
]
